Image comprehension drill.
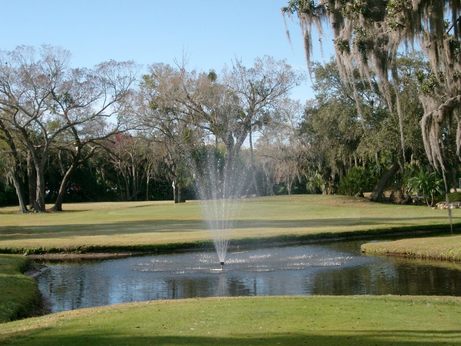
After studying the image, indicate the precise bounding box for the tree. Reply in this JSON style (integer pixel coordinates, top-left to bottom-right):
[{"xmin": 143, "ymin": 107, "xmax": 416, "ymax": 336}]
[
  {"xmin": 283, "ymin": 1, "xmax": 461, "ymax": 178},
  {"xmin": 256, "ymin": 99, "xmax": 306, "ymax": 195},
  {"xmin": 225, "ymin": 56, "xmax": 302, "ymax": 195},
  {"xmin": 405, "ymin": 166, "xmax": 444, "ymax": 207},
  {"xmin": 0, "ymin": 46, "xmax": 136, "ymax": 212},
  {"xmin": 139, "ymin": 64, "xmax": 202, "ymax": 203},
  {"xmin": 299, "ymin": 61, "xmax": 368, "ymax": 194},
  {"xmin": 0, "ymin": 115, "xmax": 28, "ymax": 212},
  {"xmin": 145, "ymin": 58, "xmax": 301, "ymax": 199},
  {"xmin": 299, "ymin": 56, "xmax": 429, "ymax": 199},
  {"xmin": 104, "ymin": 134, "xmax": 153, "ymax": 201},
  {"xmin": 142, "ymin": 64, "xmax": 233, "ymax": 198}
]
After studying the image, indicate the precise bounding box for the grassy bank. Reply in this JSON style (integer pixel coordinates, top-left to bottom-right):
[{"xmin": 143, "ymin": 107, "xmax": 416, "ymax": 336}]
[
  {"xmin": 0, "ymin": 195, "xmax": 459, "ymax": 254},
  {"xmin": 1, "ymin": 196, "xmax": 460, "ymax": 343},
  {"xmin": 361, "ymin": 234, "xmax": 461, "ymax": 262},
  {"xmin": 1, "ymin": 296, "xmax": 460, "ymax": 345},
  {"xmin": 0, "ymin": 255, "xmax": 42, "ymax": 323}
]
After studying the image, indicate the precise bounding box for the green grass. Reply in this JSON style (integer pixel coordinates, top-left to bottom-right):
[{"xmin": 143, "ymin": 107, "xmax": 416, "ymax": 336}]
[
  {"xmin": 1, "ymin": 296, "xmax": 461, "ymax": 345},
  {"xmin": 0, "ymin": 195, "xmax": 459, "ymax": 254},
  {"xmin": 0, "ymin": 255, "xmax": 41, "ymax": 323},
  {"xmin": 361, "ymin": 234, "xmax": 461, "ymax": 261},
  {"xmin": 1, "ymin": 196, "xmax": 461, "ymax": 343}
]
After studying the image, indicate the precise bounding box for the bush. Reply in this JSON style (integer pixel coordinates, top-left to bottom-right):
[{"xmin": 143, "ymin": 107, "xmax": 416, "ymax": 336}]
[
  {"xmin": 448, "ymin": 192, "xmax": 461, "ymax": 202},
  {"xmin": 338, "ymin": 167, "xmax": 376, "ymax": 196},
  {"xmin": 306, "ymin": 172, "xmax": 325, "ymax": 194},
  {"xmin": 405, "ymin": 168, "xmax": 444, "ymax": 206}
]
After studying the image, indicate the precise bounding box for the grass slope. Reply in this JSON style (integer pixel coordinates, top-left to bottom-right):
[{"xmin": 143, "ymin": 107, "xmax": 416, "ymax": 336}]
[
  {"xmin": 0, "ymin": 255, "xmax": 41, "ymax": 323},
  {"xmin": 1, "ymin": 296, "xmax": 461, "ymax": 345},
  {"xmin": 362, "ymin": 234, "xmax": 461, "ymax": 261},
  {"xmin": 0, "ymin": 195, "xmax": 458, "ymax": 254}
]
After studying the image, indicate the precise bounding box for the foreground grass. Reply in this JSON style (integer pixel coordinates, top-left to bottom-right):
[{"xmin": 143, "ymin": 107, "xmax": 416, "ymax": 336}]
[
  {"xmin": 0, "ymin": 255, "xmax": 41, "ymax": 323},
  {"xmin": 0, "ymin": 195, "xmax": 459, "ymax": 254},
  {"xmin": 362, "ymin": 234, "xmax": 461, "ymax": 261},
  {"xmin": 1, "ymin": 296, "xmax": 460, "ymax": 345}
]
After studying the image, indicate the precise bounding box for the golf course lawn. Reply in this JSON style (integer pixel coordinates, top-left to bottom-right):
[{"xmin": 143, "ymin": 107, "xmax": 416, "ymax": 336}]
[
  {"xmin": 361, "ymin": 234, "xmax": 461, "ymax": 261},
  {"xmin": 0, "ymin": 195, "xmax": 459, "ymax": 254},
  {"xmin": 1, "ymin": 296, "xmax": 460, "ymax": 345},
  {"xmin": 1, "ymin": 195, "xmax": 461, "ymax": 344},
  {"xmin": 0, "ymin": 255, "xmax": 41, "ymax": 323}
]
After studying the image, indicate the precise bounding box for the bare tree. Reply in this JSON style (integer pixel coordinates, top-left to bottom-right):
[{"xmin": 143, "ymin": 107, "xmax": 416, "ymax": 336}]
[
  {"xmin": 143, "ymin": 64, "xmax": 244, "ymax": 198},
  {"xmin": 256, "ymin": 99, "xmax": 305, "ymax": 195},
  {"xmin": 104, "ymin": 134, "xmax": 153, "ymax": 201},
  {"xmin": 225, "ymin": 56, "xmax": 302, "ymax": 195},
  {"xmin": 0, "ymin": 116, "xmax": 28, "ymax": 212},
  {"xmin": 139, "ymin": 64, "xmax": 201, "ymax": 203},
  {"xmin": 0, "ymin": 46, "xmax": 136, "ymax": 212},
  {"xmin": 145, "ymin": 58, "xmax": 301, "ymax": 198}
]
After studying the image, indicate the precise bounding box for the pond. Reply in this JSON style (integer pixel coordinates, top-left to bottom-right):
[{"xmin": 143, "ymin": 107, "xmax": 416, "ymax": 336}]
[{"xmin": 36, "ymin": 240, "xmax": 461, "ymax": 313}]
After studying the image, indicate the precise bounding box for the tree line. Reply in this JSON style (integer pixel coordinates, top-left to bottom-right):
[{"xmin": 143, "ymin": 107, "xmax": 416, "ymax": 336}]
[
  {"xmin": 2, "ymin": 9, "xmax": 460, "ymax": 213},
  {"xmin": 0, "ymin": 47, "xmax": 306, "ymax": 212},
  {"xmin": 283, "ymin": 0, "xmax": 461, "ymax": 206}
]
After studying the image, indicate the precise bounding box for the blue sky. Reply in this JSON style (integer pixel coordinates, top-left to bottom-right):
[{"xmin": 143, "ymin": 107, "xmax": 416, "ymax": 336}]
[{"xmin": 1, "ymin": 0, "xmax": 333, "ymax": 101}]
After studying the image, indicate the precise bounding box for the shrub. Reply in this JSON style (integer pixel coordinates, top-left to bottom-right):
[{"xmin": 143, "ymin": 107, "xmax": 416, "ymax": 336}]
[
  {"xmin": 448, "ymin": 192, "xmax": 461, "ymax": 202},
  {"xmin": 405, "ymin": 168, "xmax": 444, "ymax": 206},
  {"xmin": 339, "ymin": 167, "xmax": 376, "ymax": 196},
  {"xmin": 306, "ymin": 172, "xmax": 325, "ymax": 194}
]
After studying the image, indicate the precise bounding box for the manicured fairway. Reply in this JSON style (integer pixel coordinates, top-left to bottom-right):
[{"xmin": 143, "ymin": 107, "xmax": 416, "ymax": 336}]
[
  {"xmin": 362, "ymin": 234, "xmax": 461, "ymax": 261},
  {"xmin": 1, "ymin": 296, "xmax": 460, "ymax": 345},
  {"xmin": 1, "ymin": 196, "xmax": 460, "ymax": 345},
  {"xmin": 0, "ymin": 195, "xmax": 458, "ymax": 254},
  {"xmin": 0, "ymin": 255, "xmax": 41, "ymax": 323}
]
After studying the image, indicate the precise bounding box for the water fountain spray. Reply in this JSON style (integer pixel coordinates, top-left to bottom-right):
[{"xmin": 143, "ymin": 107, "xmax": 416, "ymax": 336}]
[{"xmin": 190, "ymin": 147, "xmax": 248, "ymax": 269}]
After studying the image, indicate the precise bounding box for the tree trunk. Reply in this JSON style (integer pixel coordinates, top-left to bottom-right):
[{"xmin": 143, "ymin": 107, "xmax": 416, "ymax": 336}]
[
  {"xmin": 172, "ymin": 180, "xmax": 177, "ymax": 203},
  {"xmin": 122, "ymin": 172, "xmax": 130, "ymax": 200},
  {"xmin": 131, "ymin": 163, "xmax": 138, "ymax": 201},
  {"xmin": 249, "ymin": 129, "xmax": 259, "ymax": 196},
  {"xmin": 223, "ymin": 141, "xmax": 236, "ymax": 199},
  {"xmin": 173, "ymin": 181, "xmax": 183, "ymax": 203},
  {"xmin": 27, "ymin": 152, "xmax": 36, "ymax": 209},
  {"xmin": 177, "ymin": 183, "xmax": 182, "ymax": 203},
  {"xmin": 266, "ymin": 172, "xmax": 274, "ymax": 196},
  {"xmin": 145, "ymin": 174, "xmax": 150, "ymax": 201},
  {"xmin": 0, "ymin": 120, "xmax": 29, "ymax": 213},
  {"xmin": 34, "ymin": 165, "xmax": 46, "ymax": 212},
  {"xmin": 370, "ymin": 162, "xmax": 399, "ymax": 202},
  {"xmin": 287, "ymin": 178, "xmax": 292, "ymax": 195},
  {"xmin": 11, "ymin": 173, "xmax": 28, "ymax": 213},
  {"xmin": 49, "ymin": 163, "xmax": 77, "ymax": 212}
]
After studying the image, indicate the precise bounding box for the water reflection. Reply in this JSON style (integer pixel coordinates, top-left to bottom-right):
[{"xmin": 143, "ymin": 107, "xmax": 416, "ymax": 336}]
[{"xmin": 36, "ymin": 242, "xmax": 461, "ymax": 313}]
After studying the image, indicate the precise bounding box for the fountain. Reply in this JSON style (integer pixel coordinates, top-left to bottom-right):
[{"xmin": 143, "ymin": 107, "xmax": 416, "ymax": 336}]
[
  {"xmin": 191, "ymin": 147, "xmax": 248, "ymax": 268},
  {"xmin": 36, "ymin": 241, "xmax": 461, "ymax": 313}
]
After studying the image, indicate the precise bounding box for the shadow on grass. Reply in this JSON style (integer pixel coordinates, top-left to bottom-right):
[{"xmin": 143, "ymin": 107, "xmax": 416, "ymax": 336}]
[
  {"xmin": 10, "ymin": 331, "xmax": 461, "ymax": 346},
  {"xmin": 0, "ymin": 202, "xmax": 162, "ymax": 215},
  {"xmin": 0, "ymin": 217, "xmax": 457, "ymax": 240}
]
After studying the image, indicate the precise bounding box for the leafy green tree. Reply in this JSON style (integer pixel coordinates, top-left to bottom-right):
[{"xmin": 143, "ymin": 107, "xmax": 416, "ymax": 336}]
[
  {"xmin": 338, "ymin": 166, "xmax": 378, "ymax": 197},
  {"xmin": 405, "ymin": 167, "xmax": 444, "ymax": 206},
  {"xmin": 299, "ymin": 55, "xmax": 432, "ymax": 199},
  {"xmin": 284, "ymin": 0, "xmax": 461, "ymax": 179}
]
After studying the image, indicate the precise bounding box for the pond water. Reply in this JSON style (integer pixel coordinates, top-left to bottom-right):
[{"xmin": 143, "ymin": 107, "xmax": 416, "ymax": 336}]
[{"xmin": 36, "ymin": 240, "xmax": 461, "ymax": 313}]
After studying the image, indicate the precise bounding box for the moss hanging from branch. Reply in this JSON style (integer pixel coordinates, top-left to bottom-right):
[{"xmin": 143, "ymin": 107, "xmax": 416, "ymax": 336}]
[{"xmin": 283, "ymin": 0, "xmax": 461, "ymax": 171}]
